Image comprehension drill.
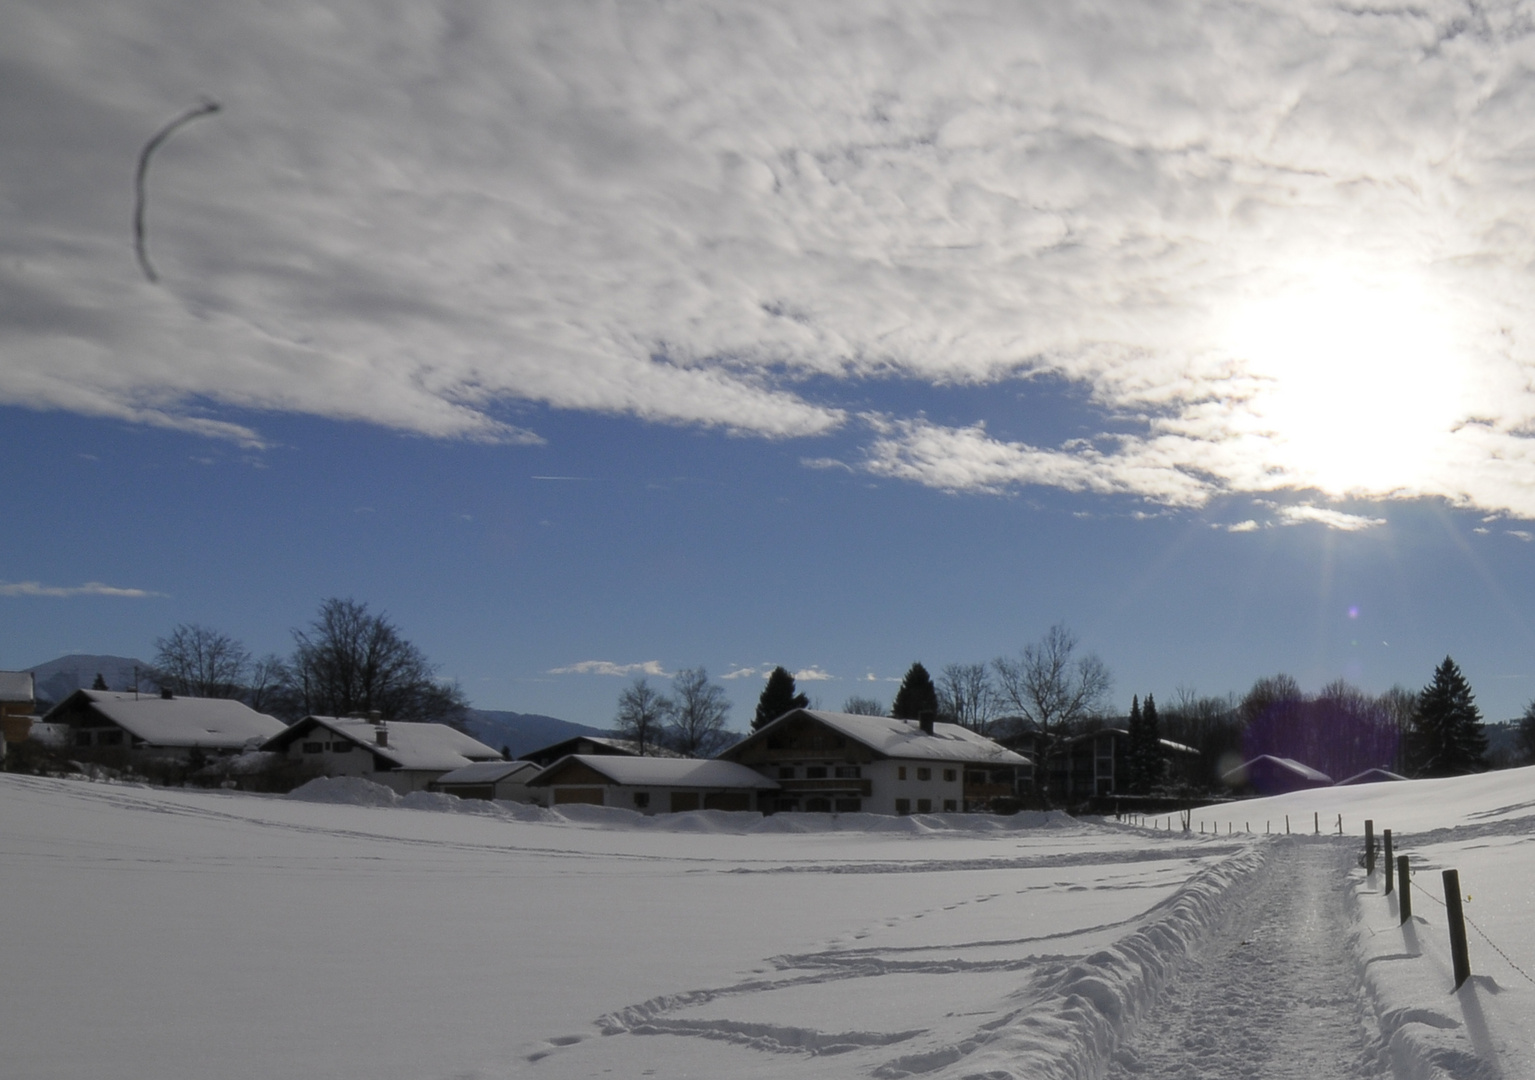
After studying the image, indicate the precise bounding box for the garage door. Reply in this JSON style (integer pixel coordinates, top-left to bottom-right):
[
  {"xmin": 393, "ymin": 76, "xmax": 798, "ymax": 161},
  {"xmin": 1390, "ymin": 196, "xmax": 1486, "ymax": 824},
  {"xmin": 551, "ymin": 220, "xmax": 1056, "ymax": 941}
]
[
  {"xmin": 669, "ymin": 791, "xmax": 701, "ymax": 812},
  {"xmin": 702, "ymin": 792, "xmax": 750, "ymax": 812},
  {"xmin": 554, "ymin": 787, "xmax": 605, "ymax": 805}
]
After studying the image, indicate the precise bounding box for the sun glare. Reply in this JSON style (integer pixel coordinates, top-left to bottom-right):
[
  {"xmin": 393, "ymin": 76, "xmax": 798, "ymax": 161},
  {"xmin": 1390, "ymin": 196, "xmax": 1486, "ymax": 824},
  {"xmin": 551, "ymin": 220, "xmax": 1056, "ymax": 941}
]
[{"xmin": 1223, "ymin": 272, "xmax": 1466, "ymax": 497}]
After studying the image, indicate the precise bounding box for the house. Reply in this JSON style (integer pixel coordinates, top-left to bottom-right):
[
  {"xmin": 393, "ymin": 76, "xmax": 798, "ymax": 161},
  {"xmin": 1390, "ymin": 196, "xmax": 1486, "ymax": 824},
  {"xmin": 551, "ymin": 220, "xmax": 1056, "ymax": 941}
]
[
  {"xmin": 0, "ymin": 671, "xmax": 36, "ymax": 752},
  {"xmin": 717, "ymin": 709, "xmax": 1032, "ymax": 815},
  {"xmin": 1335, "ymin": 768, "xmax": 1407, "ymax": 786},
  {"xmin": 261, "ymin": 715, "xmax": 504, "ymax": 794},
  {"xmin": 431, "ymin": 759, "xmax": 543, "ymax": 802},
  {"xmin": 1049, "ymin": 728, "xmax": 1202, "ymax": 802},
  {"xmin": 42, "ymin": 689, "xmax": 286, "ymax": 757},
  {"xmin": 527, "ymin": 755, "xmax": 780, "ymax": 814},
  {"xmin": 1221, "ymin": 755, "xmax": 1332, "ymax": 795},
  {"xmin": 519, "ymin": 734, "xmax": 646, "ymax": 768}
]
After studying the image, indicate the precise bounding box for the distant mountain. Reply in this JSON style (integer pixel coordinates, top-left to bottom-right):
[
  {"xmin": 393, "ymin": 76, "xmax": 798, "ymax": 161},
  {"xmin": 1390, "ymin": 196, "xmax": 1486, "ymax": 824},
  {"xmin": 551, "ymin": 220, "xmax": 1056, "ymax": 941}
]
[
  {"xmin": 26, "ymin": 654, "xmax": 152, "ymax": 707},
  {"xmin": 461, "ymin": 709, "xmax": 609, "ymax": 758}
]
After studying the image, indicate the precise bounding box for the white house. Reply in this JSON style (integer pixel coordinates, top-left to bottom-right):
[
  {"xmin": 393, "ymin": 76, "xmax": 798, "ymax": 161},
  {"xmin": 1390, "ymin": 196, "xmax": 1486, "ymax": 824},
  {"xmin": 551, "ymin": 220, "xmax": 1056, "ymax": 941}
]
[
  {"xmin": 42, "ymin": 689, "xmax": 286, "ymax": 757},
  {"xmin": 431, "ymin": 759, "xmax": 543, "ymax": 802},
  {"xmin": 262, "ymin": 716, "xmax": 504, "ymax": 794},
  {"xmin": 526, "ymin": 754, "xmax": 780, "ymax": 814},
  {"xmin": 0, "ymin": 671, "xmax": 36, "ymax": 755},
  {"xmin": 718, "ymin": 709, "xmax": 1032, "ymax": 815}
]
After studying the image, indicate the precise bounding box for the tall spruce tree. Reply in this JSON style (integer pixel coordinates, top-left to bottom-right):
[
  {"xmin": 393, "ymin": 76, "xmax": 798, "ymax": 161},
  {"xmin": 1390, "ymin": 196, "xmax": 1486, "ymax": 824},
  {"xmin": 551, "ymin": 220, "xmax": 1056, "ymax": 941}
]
[
  {"xmin": 753, "ymin": 666, "xmax": 809, "ymax": 731},
  {"xmin": 1126, "ymin": 695, "xmax": 1145, "ymax": 793},
  {"xmin": 1408, "ymin": 656, "xmax": 1487, "ymax": 777},
  {"xmin": 891, "ymin": 662, "xmax": 940, "ymax": 722},
  {"xmin": 1141, "ymin": 693, "xmax": 1163, "ymax": 791}
]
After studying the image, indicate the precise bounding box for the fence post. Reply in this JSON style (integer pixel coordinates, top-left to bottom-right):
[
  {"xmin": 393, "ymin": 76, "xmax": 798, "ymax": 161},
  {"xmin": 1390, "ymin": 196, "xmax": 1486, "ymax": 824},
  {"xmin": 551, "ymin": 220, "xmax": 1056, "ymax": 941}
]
[
  {"xmin": 1337, "ymin": 813, "xmax": 1343, "ymax": 835},
  {"xmin": 1443, "ymin": 870, "xmax": 1471, "ymax": 989},
  {"xmin": 1398, "ymin": 856, "xmax": 1412, "ymax": 924},
  {"xmin": 1315, "ymin": 811, "xmax": 1319, "ymax": 835},
  {"xmin": 1365, "ymin": 819, "xmax": 1375, "ymax": 875},
  {"xmin": 1383, "ymin": 830, "xmax": 1394, "ymax": 894},
  {"xmin": 1286, "ymin": 814, "xmax": 1290, "ymax": 835}
]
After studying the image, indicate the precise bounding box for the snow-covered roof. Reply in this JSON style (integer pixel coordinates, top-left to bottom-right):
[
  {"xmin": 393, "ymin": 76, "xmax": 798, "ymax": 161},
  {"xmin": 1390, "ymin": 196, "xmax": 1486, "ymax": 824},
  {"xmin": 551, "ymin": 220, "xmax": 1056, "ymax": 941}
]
[
  {"xmin": 1222, "ymin": 755, "xmax": 1332, "ymax": 784},
  {"xmin": 530, "ymin": 755, "xmax": 781, "ymax": 789},
  {"xmin": 0, "ymin": 671, "xmax": 34, "ymax": 703},
  {"xmin": 48, "ymin": 689, "xmax": 286, "ymax": 748},
  {"xmin": 434, "ymin": 760, "xmax": 541, "ymax": 785},
  {"xmin": 1336, "ymin": 768, "xmax": 1407, "ymax": 786},
  {"xmin": 1059, "ymin": 727, "xmax": 1198, "ymax": 756},
  {"xmin": 265, "ymin": 716, "xmax": 503, "ymax": 772},
  {"xmin": 738, "ymin": 710, "xmax": 1031, "ymax": 766}
]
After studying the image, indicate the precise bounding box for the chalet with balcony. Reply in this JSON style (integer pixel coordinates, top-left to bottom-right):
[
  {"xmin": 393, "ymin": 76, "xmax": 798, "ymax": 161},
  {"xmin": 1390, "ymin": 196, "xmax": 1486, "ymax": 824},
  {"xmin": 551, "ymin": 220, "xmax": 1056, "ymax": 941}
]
[
  {"xmin": 261, "ymin": 715, "xmax": 504, "ymax": 795},
  {"xmin": 718, "ymin": 709, "xmax": 1032, "ymax": 815},
  {"xmin": 42, "ymin": 688, "xmax": 286, "ymax": 758}
]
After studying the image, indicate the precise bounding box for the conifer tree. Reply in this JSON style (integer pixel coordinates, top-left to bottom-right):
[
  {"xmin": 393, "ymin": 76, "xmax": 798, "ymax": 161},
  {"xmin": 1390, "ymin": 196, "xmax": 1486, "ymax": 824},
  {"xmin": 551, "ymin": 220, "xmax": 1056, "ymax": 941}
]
[
  {"xmin": 891, "ymin": 662, "xmax": 940, "ymax": 722},
  {"xmin": 1141, "ymin": 693, "xmax": 1163, "ymax": 791},
  {"xmin": 1126, "ymin": 694, "xmax": 1145, "ymax": 792},
  {"xmin": 1408, "ymin": 657, "xmax": 1487, "ymax": 777},
  {"xmin": 753, "ymin": 666, "xmax": 809, "ymax": 731}
]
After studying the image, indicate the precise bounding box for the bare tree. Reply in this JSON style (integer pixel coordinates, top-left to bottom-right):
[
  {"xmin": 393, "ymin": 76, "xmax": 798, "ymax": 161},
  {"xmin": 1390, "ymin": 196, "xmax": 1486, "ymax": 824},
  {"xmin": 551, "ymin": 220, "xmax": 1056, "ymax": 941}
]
[
  {"xmin": 938, "ymin": 662, "xmax": 997, "ymax": 734},
  {"xmin": 289, "ymin": 598, "xmax": 467, "ymax": 724},
  {"xmin": 615, "ymin": 677, "xmax": 671, "ymax": 756},
  {"xmin": 244, "ymin": 653, "xmax": 291, "ymax": 715},
  {"xmin": 153, "ymin": 623, "xmax": 250, "ymax": 698},
  {"xmin": 842, "ymin": 695, "xmax": 885, "ymax": 716},
  {"xmin": 666, "ymin": 667, "xmax": 732, "ymax": 758},
  {"xmin": 992, "ymin": 623, "xmax": 1112, "ymax": 745}
]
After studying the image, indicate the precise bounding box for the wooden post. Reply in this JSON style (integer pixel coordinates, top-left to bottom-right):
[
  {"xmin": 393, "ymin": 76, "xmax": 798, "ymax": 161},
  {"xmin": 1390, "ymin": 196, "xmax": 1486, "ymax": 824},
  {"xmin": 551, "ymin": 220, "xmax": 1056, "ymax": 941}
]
[
  {"xmin": 1383, "ymin": 830, "xmax": 1394, "ymax": 894},
  {"xmin": 1286, "ymin": 814, "xmax": 1290, "ymax": 835},
  {"xmin": 1315, "ymin": 811, "xmax": 1319, "ymax": 835},
  {"xmin": 1337, "ymin": 813, "xmax": 1342, "ymax": 835},
  {"xmin": 1443, "ymin": 870, "xmax": 1471, "ymax": 989},
  {"xmin": 1398, "ymin": 856, "xmax": 1412, "ymax": 924},
  {"xmin": 1365, "ymin": 819, "xmax": 1375, "ymax": 875}
]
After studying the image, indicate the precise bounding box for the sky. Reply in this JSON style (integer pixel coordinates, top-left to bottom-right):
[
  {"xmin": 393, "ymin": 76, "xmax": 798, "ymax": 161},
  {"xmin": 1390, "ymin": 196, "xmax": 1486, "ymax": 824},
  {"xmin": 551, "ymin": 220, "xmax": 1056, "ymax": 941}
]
[{"xmin": 7, "ymin": 0, "xmax": 1535, "ymax": 727}]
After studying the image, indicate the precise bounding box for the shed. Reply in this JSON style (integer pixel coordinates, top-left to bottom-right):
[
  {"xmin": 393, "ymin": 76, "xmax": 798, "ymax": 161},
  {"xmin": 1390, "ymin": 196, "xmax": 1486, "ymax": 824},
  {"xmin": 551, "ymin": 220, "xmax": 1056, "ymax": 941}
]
[
  {"xmin": 528, "ymin": 754, "xmax": 779, "ymax": 814},
  {"xmin": 1221, "ymin": 755, "xmax": 1333, "ymax": 795},
  {"xmin": 432, "ymin": 759, "xmax": 542, "ymax": 802}
]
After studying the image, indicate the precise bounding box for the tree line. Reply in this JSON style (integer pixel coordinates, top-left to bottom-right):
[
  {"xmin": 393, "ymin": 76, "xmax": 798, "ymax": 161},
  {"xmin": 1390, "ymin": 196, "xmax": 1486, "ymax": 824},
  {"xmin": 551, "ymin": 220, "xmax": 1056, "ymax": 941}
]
[{"xmin": 145, "ymin": 597, "xmax": 469, "ymax": 726}]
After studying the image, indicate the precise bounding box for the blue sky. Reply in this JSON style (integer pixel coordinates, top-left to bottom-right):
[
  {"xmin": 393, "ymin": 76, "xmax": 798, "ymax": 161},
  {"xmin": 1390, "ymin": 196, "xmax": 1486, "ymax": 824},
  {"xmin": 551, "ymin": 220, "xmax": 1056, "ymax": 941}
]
[{"xmin": 8, "ymin": 0, "xmax": 1535, "ymax": 726}]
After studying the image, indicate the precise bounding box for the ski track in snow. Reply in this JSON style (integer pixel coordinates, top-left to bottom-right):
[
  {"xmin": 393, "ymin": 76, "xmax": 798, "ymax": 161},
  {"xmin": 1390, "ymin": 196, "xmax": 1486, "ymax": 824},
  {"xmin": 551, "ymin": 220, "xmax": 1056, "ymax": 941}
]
[{"xmin": 1106, "ymin": 841, "xmax": 1388, "ymax": 1080}]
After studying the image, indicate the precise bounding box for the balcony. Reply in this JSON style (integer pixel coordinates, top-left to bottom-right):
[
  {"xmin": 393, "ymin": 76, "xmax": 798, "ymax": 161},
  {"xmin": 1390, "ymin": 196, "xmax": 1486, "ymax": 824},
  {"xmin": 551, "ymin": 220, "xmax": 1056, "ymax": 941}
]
[{"xmin": 777, "ymin": 777, "xmax": 873, "ymax": 796}]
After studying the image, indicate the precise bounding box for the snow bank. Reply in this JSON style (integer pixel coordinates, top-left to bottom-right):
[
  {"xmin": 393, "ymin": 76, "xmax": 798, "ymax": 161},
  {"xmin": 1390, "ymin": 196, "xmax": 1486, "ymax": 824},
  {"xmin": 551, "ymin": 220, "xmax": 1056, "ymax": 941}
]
[{"xmin": 285, "ymin": 776, "xmax": 402, "ymax": 807}]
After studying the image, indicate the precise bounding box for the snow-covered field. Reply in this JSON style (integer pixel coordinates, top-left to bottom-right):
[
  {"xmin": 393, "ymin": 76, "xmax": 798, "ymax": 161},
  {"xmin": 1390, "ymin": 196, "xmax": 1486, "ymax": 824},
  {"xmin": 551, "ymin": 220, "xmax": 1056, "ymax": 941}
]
[{"xmin": 2, "ymin": 770, "xmax": 1531, "ymax": 1079}]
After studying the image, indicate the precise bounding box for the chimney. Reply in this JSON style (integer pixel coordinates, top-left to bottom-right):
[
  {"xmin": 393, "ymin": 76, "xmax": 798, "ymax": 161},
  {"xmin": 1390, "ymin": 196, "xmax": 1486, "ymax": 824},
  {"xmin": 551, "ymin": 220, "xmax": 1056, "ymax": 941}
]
[
  {"xmin": 375, "ymin": 725, "xmax": 388, "ymax": 747},
  {"xmin": 368, "ymin": 710, "xmax": 383, "ymax": 723},
  {"xmin": 919, "ymin": 710, "xmax": 934, "ymax": 735}
]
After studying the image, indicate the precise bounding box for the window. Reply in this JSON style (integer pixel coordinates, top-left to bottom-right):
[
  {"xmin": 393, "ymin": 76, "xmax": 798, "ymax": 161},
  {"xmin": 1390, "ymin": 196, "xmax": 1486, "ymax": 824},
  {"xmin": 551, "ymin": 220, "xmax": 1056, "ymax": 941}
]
[
  {"xmin": 897, "ymin": 766, "xmax": 907, "ymax": 780},
  {"xmin": 943, "ymin": 769, "xmax": 956, "ymax": 782},
  {"xmin": 805, "ymin": 766, "xmax": 828, "ymax": 779},
  {"xmin": 332, "ymin": 742, "xmax": 352, "ymax": 753},
  {"xmin": 99, "ymin": 729, "xmax": 123, "ymax": 746},
  {"xmin": 75, "ymin": 730, "xmax": 92, "ymax": 747},
  {"xmin": 966, "ymin": 770, "xmax": 984, "ymax": 785},
  {"xmin": 834, "ymin": 798, "xmax": 862, "ymax": 813},
  {"xmin": 943, "ymin": 799, "xmax": 957, "ymax": 812},
  {"xmin": 633, "ymin": 792, "xmax": 650, "ymax": 809},
  {"xmin": 916, "ymin": 798, "xmax": 932, "ymax": 813},
  {"xmin": 895, "ymin": 798, "xmax": 911, "ymax": 815},
  {"xmin": 777, "ymin": 766, "xmax": 796, "ymax": 779},
  {"xmin": 834, "ymin": 765, "xmax": 861, "ymax": 778},
  {"xmin": 916, "ymin": 767, "xmax": 931, "ymax": 781},
  {"xmin": 806, "ymin": 797, "xmax": 832, "ymax": 812},
  {"xmin": 302, "ymin": 741, "xmax": 323, "ymax": 754}
]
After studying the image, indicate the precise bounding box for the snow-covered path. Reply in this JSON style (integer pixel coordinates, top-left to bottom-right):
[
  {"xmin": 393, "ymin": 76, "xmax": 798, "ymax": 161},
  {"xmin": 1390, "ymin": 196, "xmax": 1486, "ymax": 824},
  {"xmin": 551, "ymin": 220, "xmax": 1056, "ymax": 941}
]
[{"xmin": 1107, "ymin": 840, "xmax": 1388, "ymax": 1080}]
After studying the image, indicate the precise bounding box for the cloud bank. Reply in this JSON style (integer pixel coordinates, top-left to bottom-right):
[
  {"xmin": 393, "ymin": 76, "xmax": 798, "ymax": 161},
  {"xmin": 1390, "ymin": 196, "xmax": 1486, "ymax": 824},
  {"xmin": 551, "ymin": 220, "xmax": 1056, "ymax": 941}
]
[
  {"xmin": 547, "ymin": 660, "xmax": 669, "ymax": 678},
  {"xmin": 0, "ymin": 581, "xmax": 163, "ymax": 598},
  {"xmin": 11, "ymin": 0, "xmax": 1535, "ymax": 520}
]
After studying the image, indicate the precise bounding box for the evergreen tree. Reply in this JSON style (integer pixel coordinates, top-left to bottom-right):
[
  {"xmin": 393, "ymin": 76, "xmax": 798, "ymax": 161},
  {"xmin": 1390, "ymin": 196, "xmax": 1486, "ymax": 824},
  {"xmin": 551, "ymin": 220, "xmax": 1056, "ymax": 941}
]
[
  {"xmin": 91, "ymin": 672, "xmax": 109, "ymax": 691},
  {"xmin": 1141, "ymin": 693, "xmax": 1163, "ymax": 791},
  {"xmin": 891, "ymin": 662, "xmax": 940, "ymax": 722},
  {"xmin": 1126, "ymin": 695, "xmax": 1145, "ymax": 793},
  {"xmin": 753, "ymin": 666, "xmax": 809, "ymax": 731},
  {"xmin": 1408, "ymin": 657, "xmax": 1488, "ymax": 777}
]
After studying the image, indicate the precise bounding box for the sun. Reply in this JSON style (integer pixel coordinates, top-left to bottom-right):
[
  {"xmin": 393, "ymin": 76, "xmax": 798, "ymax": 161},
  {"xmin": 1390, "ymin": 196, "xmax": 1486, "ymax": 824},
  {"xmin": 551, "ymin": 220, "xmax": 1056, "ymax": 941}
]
[{"xmin": 1222, "ymin": 271, "xmax": 1468, "ymax": 497}]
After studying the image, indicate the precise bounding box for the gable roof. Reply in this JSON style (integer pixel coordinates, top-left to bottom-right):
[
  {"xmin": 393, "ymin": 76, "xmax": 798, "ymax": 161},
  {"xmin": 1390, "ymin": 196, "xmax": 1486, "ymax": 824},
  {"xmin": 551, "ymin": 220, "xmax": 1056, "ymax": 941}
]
[
  {"xmin": 434, "ymin": 760, "xmax": 541, "ymax": 785},
  {"xmin": 529, "ymin": 754, "xmax": 780, "ymax": 789},
  {"xmin": 43, "ymin": 689, "xmax": 286, "ymax": 748},
  {"xmin": 726, "ymin": 709, "xmax": 1031, "ymax": 766},
  {"xmin": 1336, "ymin": 768, "xmax": 1407, "ymax": 786},
  {"xmin": 1221, "ymin": 755, "xmax": 1332, "ymax": 784},
  {"xmin": 0, "ymin": 671, "xmax": 34, "ymax": 703},
  {"xmin": 262, "ymin": 716, "xmax": 502, "ymax": 772}
]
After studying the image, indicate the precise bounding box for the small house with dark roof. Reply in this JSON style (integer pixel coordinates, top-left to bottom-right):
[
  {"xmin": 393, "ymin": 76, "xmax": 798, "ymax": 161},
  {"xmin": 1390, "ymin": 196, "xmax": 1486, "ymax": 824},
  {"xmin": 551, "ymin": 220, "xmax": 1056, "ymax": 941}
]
[
  {"xmin": 432, "ymin": 759, "xmax": 543, "ymax": 802},
  {"xmin": 262, "ymin": 716, "xmax": 503, "ymax": 794},
  {"xmin": 527, "ymin": 754, "xmax": 780, "ymax": 814},
  {"xmin": 717, "ymin": 709, "xmax": 1031, "ymax": 815},
  {"xmin": 43, "ymin": 688, "xmax": 285, "ymax": 757},
  {"xmin": 519, "ymin": 735, "xmax": 648, "ymax": 768}
]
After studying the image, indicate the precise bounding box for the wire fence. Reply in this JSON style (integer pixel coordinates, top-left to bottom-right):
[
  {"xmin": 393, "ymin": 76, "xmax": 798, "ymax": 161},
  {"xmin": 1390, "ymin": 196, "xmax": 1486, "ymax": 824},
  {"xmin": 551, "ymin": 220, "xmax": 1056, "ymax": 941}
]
[{"xmin": 1404, "ymin": 872, "xmax": 1535, "ymax": 987}]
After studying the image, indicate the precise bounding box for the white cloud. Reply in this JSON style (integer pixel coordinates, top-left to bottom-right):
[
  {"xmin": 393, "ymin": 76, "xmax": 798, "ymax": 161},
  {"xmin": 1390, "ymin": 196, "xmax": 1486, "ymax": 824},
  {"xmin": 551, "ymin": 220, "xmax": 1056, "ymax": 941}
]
[
  {"xmin": 720, "ymin": 666, "xmax": 760, "ymax": 680},
  {"xmin": 1277, "ymin": 506, "xmax": 1386, "ymax": 532},
  {"xmin": 11, "ymin": 1, "xmax": 1535, "ymax": 515},
  {"xmin": 1508, "ymin": 530, "xmax": 1534, "ymax": 542},
  {"xmin": 1225, "ymin": 520, "xmax": 1261, "ymax": 533},
  {"xmin": 0, "ymin": 580, "xmax": 163, "ymax": 598},
  {"xmin": 793, "ymin": 666, "xmax": 834, "ymax": 682},
  {"xmin": 547, "ymin": 660, "xmax": 668, "ymax": 677}
]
